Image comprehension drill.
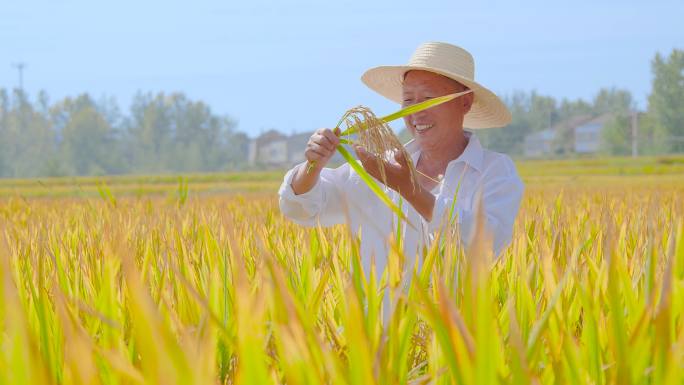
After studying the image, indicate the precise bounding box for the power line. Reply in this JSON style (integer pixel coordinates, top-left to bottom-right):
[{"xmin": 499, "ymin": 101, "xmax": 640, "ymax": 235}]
[{"xmin": 11, "ymin": 62, "xmax": 27, "ymax": 92}]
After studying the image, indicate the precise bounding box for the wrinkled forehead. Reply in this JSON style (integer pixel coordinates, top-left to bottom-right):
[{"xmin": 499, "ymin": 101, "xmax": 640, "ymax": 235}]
[{"xmin": 401, "ymin": 69, "xmax": 467, "ymax": 92}]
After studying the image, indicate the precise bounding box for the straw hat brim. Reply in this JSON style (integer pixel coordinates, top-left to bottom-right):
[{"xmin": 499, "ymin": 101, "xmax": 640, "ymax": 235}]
[{"xmin": 362, "ymin": 65, "xmax": 511, "ymax": 129}]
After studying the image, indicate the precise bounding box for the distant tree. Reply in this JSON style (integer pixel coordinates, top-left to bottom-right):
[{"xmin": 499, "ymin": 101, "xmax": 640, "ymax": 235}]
[
  {"xmin": 172, "ymin": 94, "xmax": 239, "ymax": 172},
  {"xmin": 54, "ymin": 94, "xmax": 123, "ymax": 175},
  {"xmin": 593, "ymin": 88, "xmax": 634, "ymax": 115},
  {"xmin": 0, "ymin": 89, "xmax": 56, "ymax": 177},
  {"xmin": 477, "ymin": 88, "xmax": 640, "ymax": 157},
  {"xmin": 165, "ymin": 94, "xmax": 215, "ymax": 172},
  {"xmin": 634, "ymin": 113, "xmax": 662, "ymax": 156},
  {"xmin": 125, "ymin": 92, "xmax": 240, "ymax": 173},
  {"xmin": 592, "ymin": 88, "xmax": 634, "ymax": 155},
  {"xmin": 226, "ymin": 131, "xmax": 250, "ymax": 170},
  {"xmin": 478, "ymin": 91, "xmax": 527, "ymax": 154},
  {"xmin": 125, "ymin": 92, "xmax": 174, "ymax": 173},
  {"xmin": 0, "ymin": 89, "xmax": 247, "ymax": 178},
  {"xmin": 96, "ymin": 95, "xmax": 124, "ymax": 128},
  {"xmin": 527, "ymin": 92, "xmax": 558, "ymax": 132},
  {"xmin": 600, "ymin": 114, "xmax": 632, "ymax": 155},
  {"xmin": 478, "ymin": 91, "xmax": 559, "ymax": 155},
  {"xmin": 647, "ymin": 49, "xmax": 684, "ymax": 154},
  {"xmin": 557, "ymin": 98, "xmax": 593, "ymax": 122}
]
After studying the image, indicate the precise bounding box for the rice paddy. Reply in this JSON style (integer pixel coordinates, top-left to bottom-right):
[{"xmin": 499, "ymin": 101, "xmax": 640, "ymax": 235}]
[{"xmin": 0, "ymin": 156, "xmax": 683, "ymax": 384}]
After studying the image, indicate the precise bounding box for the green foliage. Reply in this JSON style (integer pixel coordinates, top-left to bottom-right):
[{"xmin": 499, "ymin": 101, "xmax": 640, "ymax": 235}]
[
  {"xmin": 477, "ymin": 87, "xmax": 642, "ymax": 157},
  {"xmin": 0, "ymin": 177, "xmax": 683, "ymax": 384},
  {"xmin": 125, "ymin": 92, "xmax": 243, "ymax": 173},
  {"xmin": 0, "ymin": 89, "xmax": 246, "ymax": 178},
  {"xmin": 600, "ymin": 114, "xmax": 632, "ymax": 156},
  {"xmin": 593, "ymin": 88, "xmax": 634, "ymax": 156},
  {"xmin": 647, "ymin": 49, "xmax": 684, "ymax": 153},
  {"xmin": 478, "ymin": 91, "xmax": 556, "ymax": 155},
  {"xmin": 0, "ymin": 90, "xmax": 56, "ymax": 177},
  {"xmin": 54, "ymin": 95, "xmax": 124, "ymax": 175},
  {"xmin": 593, "ymin": 88, "xmax": 633, "ymax": 115},
  {"xmin": 0, "ymin": 156, "xmax": 683, "ymax": 198}
]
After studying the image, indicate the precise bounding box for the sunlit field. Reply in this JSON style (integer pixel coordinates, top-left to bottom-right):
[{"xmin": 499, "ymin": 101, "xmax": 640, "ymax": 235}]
[{"xmin": 1, "ymin": 156, "xmax": 683, "ymax": 384}]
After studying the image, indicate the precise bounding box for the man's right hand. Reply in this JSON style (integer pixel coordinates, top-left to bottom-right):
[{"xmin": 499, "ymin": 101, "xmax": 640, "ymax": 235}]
[
  {"xmin": 304, "ymin": 128, "xmax": 341, "ymax": 171},
  {"xmin": 291, "ymin": 128, "xmax": 340, "ymax": 195}
]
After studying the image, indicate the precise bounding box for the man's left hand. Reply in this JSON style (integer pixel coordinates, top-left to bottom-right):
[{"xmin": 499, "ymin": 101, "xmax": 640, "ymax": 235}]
[
  {"xmin": 353, "ymin": 144, "xmax": 436, "ymax": 221},
  {"xmin": 353, "ymin": 144, "xmax": 419, "ymax": 200}
]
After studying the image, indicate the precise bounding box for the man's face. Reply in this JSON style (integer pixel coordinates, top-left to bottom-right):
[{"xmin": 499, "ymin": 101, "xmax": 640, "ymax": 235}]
[{"xmin": 401, "ymin": 70, "xmax": 473, "ymax": 148}]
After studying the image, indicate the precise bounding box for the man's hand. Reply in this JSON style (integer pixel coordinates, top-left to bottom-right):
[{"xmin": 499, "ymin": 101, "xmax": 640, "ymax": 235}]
[
  {"xmin": 291, "ymin": 127, "xmax": 340, "ymax": 195},
  {"xmin": 305, "ymin": 128, "xmax": 341, "ymax": 172},
  {"xmin": 353, "ymin": 144, "xmax": 435, "ymax": 221},
  {"xmin": 353, "ymin": 144, "xmax": 418, "ymax": 198}
]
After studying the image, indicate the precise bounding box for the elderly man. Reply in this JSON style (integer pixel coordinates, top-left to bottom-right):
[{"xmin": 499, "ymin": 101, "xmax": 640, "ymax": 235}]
[{"xmin": 278, "ymin": 42, "xmax": 524, "ymax": 275}]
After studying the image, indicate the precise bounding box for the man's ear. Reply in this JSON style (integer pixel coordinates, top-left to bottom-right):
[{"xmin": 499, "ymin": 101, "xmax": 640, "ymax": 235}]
[{"xmin": 462, "ymin": 92, "xmax": 474, "ymax": 114}]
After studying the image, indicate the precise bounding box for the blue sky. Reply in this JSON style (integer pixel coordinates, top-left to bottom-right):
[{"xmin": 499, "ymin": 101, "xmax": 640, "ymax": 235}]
[{"xmin": 1, "ymin": 0, "xmax": 682, "ymax": 137}]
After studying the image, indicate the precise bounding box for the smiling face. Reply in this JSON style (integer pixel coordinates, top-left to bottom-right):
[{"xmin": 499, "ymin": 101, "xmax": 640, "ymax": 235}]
[{"xmin": 401, "ymin": 70, "xmax": 474, "ymax": 150}]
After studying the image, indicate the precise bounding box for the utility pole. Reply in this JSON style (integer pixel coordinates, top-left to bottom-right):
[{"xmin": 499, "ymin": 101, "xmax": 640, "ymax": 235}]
[
  {"xmin": 11, "ymin": 62, "xmax": 26, "ymax": 92},
  {"xmin": 631, "ymin": 110, "xmax": 638, "ymax": 158}
]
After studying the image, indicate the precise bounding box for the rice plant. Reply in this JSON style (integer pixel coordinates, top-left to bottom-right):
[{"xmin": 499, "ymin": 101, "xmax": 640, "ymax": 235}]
[
  {"xmin": 0, "ymin": 175, "xmax": 682, "ymax": 384},
  {"xmin": 306, "ymin": 91, "xmax": 471, "ymax": 221}
]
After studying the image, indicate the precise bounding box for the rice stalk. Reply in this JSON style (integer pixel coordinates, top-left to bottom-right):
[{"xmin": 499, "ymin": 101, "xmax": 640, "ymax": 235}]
[{"xmin": 306, "ymin": 90, "xmax": 472, "ymax": 224}]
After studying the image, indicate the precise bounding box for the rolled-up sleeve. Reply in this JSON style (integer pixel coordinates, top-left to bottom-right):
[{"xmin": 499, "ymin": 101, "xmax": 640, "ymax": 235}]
[
  {"xmin": 278, "ymin": 162, "xmax": 351, "ymax": 227},
  {"xmin": 426, "ymin": 156, "xmax": 524, "ymax": 256}
]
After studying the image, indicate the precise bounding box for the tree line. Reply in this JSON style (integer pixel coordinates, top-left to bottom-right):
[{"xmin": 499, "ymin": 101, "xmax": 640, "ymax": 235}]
[
  {"xmin": 1, "ymin": 49, "xmax": 682, "ymax": 178},
  {"xmin": 0, "ymin": 91, "xmax": 249, "ymax": 177},
  {"xmin": 473, "ymin": 48, "xmax": 684, "ymax": 156}
]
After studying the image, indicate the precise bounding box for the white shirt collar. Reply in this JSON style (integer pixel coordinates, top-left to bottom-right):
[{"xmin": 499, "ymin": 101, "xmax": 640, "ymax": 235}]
[{"xmin": 404, "ymin": 131, "xmax": 484, "ymax": 173}]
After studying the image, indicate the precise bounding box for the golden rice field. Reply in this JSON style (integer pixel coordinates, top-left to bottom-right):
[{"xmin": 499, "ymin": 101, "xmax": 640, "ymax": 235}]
[{"xmin": 1, "ymin": 156, "xmax": 684, "ymax": 385}]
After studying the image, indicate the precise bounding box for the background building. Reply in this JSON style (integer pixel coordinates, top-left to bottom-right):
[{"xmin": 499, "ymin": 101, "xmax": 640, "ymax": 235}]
[
  {"xmin": 523, "ymin": 114, "xmax": 616, "ymax": 157},
  {"xmin": 248, "ymin": 130, "xmax": 342, "ymax": 168}
]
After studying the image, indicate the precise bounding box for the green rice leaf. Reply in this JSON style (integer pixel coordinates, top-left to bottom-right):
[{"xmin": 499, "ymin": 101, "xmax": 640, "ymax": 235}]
[
  {"xmin": 340, "ymin": 90, "xmax": 472, "ymax": 136},
  {"xmin": 336, "ymin": 145, "xmax": 414, "ymax": 228}
]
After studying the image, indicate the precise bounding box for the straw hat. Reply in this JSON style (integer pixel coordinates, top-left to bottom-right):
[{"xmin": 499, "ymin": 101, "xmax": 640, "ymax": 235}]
[{"xmin": 361, "ymin": 42, "xmax": 511, "ymax": 129}]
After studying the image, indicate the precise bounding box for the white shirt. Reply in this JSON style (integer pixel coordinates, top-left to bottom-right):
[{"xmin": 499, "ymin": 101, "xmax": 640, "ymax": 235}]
[{"xmin": 278, "ymin": 132, "xmax": 524, "ymax": 275}]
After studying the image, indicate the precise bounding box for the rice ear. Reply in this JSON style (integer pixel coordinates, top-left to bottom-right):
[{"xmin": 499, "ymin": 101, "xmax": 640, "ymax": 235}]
[
  {"xmin": 336, "ymin": 105, "xmax": 417, "ymax": 192},
  {"xmin": 339, "ymin": 90, "xmax": 472, "ymax": 136},
  {"xmin": 307, "ymin": 90, "xmax": 473, "ymax": 223}
]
